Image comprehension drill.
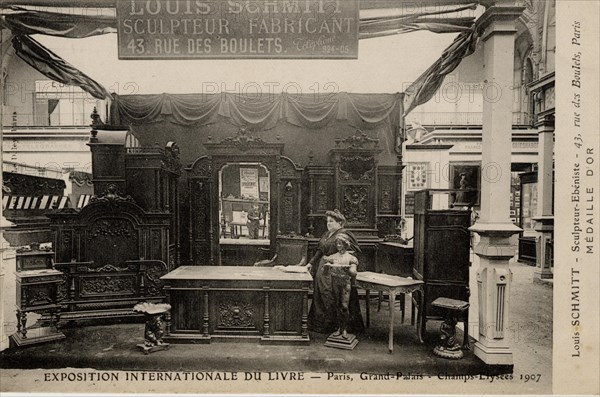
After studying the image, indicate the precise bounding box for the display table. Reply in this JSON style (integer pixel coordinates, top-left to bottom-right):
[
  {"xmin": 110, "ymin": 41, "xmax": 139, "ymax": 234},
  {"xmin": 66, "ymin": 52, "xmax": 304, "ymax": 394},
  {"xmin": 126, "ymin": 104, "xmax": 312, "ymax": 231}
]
[
  {"xmin": 161, "ymin": 266, "xmax": 312, "ymax": 344},
  {"xmin": 355, "ymin": 272, "xmax": 424, "ymax": 353}
]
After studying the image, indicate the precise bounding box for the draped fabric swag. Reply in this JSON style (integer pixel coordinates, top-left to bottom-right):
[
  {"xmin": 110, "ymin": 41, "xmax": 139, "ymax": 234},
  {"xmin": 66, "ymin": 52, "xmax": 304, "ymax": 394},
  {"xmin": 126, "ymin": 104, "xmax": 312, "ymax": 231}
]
[
  {"xmin": 110, "ymin": 92, "xmax": 402, "ymax": 132},
  {"xmin": 403, "ymin": 28, "xmax": 478, "ymax": 115},
  {"xmin": 11, "ymin": 35, "xmax": 113, "ymax": 100}
]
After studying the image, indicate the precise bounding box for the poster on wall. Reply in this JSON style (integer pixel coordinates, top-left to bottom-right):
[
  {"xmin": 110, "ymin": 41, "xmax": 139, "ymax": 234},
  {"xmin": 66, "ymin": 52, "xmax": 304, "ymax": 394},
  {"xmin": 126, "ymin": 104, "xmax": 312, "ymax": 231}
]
[{"xmin": 240, "ymin": 168, "xmax": 259, "ymax": 198}]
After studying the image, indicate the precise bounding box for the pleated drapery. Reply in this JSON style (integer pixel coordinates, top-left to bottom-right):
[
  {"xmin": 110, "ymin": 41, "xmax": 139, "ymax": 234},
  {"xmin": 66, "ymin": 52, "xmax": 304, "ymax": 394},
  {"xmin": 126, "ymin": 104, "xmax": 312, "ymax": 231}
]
[{"xmin": 110, "ymin": 92, "xmax": 402, "ymax": 131}]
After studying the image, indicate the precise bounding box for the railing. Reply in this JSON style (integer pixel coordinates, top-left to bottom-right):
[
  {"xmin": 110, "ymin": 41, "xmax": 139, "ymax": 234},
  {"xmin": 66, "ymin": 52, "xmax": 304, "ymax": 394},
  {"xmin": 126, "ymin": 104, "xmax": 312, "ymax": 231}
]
[{"xmin": 408, "ymin": 112, "xmax": 532, "ymax": 127}]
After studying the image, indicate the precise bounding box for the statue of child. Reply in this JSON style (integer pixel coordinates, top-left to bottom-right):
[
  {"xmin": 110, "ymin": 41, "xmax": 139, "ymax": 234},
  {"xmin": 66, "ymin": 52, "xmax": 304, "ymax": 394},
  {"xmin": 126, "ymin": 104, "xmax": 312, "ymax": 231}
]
[{"xmin": 322, "ymin": 234, "xmax": 358, "ymax": 339}]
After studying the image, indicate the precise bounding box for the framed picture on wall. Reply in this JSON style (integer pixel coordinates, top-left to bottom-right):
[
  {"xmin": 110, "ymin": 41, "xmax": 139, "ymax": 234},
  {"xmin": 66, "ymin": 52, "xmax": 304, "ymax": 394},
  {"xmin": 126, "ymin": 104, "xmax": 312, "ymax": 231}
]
[
  {"xmin": 449, "ymin": 163, "xmax": 481, "ymax": 207},
  {"xmin": 408, "ymin": 162, "xmax": 428, "ymax": 190}
]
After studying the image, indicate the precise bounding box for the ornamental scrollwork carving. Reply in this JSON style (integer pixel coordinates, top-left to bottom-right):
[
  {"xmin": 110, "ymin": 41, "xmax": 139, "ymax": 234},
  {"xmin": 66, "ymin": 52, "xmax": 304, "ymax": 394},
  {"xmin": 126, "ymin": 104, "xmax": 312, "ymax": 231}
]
[
  {"xmin": 380, "ymin": 182, "xmax": 393, "ymax": 212},
  {"xmin": 56, "ymin": 273, "xmax": 69, "ymax": 302},
  {"xmin": 336, "ymin": 129, "xmax": 379, "ymax": 150},
  {"xmin": 26, "ymin": 285, "xmax": 52, "ymax": 306},
  {"xmin": 80, "ymin": 277, "xmax": 136, "ymax": 296},
  {"xmin": 219, "ymin": 302, "xmax": 255, "ymax": 328},
  {"xmin": 89, "ymin": 183, "xmax": 135, "ymax": 206},
  {"xmin": 316, "ymin": 182, "xmax": 329, "ymax": 211},
  {"xmin": 219, "ymin": 126, "xmax": 266, "ymax": 152},
  {"xmin": 282, "ymin": 184, "xmax": 294, "ymax": 233},
  {"xmin": 343, "ymin": 186, "xmax": 369, "ymax": 224},
  {"xmin": 80, "ymin": 264, "xmax": 130, "ymax": 273},
  {"xmin": 144, "ymin": 262, "xmax": 168, "ymax": 296},
  {"xmin": 339, "ymin": 156, "xmax": 375, "ymax": 181},
  {"xmin": 88, "ymin": 219, "xmax": 135, "ymax": 240}
]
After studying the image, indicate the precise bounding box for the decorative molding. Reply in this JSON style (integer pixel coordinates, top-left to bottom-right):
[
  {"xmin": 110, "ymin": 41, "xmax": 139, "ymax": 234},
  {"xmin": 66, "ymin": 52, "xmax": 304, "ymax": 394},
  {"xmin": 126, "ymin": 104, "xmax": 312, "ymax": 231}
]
[{"xmin": 89, "ymin": 183, "xmax": 135, "ymax": 206}]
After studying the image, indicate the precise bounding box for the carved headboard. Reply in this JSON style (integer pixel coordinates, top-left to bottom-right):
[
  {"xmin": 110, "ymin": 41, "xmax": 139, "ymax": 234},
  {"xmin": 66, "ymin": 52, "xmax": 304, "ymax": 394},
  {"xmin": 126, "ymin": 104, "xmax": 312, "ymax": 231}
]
[{"xmin": 48, "ymin": 185, "xmax": 172, "ymax": 321}]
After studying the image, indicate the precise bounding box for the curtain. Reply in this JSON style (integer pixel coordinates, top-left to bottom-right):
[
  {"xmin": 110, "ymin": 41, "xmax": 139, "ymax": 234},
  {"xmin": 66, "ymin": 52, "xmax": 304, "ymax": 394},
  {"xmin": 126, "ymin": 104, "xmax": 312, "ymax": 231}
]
[{"xmin": 110, "ymin": 92, "xmax": 402, "ymax": 131}]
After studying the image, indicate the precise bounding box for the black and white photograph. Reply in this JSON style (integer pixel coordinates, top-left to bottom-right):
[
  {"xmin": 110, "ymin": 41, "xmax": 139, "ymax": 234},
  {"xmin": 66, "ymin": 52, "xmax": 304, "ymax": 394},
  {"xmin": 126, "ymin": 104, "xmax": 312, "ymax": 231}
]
[{"xmin": 0, "ymin": 0, "xmax": 598, "ymax": 396}]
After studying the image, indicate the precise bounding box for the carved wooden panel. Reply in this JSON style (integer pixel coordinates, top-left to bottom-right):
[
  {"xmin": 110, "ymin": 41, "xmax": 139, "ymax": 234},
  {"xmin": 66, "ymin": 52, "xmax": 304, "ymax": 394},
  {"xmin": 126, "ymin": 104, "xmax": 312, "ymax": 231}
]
[
  {"xmin": 86, "ymin": 218, "xmax": 139, "ymax": 267},
  {"xmin": 341, "ymin": 185, "xmax": 370, "ymax": 226},
  {"xmin": 378, "ymin": 174, "xmax": 398, "ymax": 214},
  {"xmin": 190, "ymin": 178, "xmax": 212, "ymax": 264},
  {"xmin": 80, "ymin": 275, "xmax": 137, "ymax": 296},
  {"xmin": 315, "ymin": 178, "xmax": 332, "ymax": 212}
]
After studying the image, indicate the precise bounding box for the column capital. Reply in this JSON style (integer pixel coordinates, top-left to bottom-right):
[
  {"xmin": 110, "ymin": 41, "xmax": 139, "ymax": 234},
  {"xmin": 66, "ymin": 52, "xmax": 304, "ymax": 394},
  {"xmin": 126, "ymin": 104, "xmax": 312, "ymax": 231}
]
[
  {"xmin": 532, "ymin": 215, "xmax": 554, "ymax": 231},
  {"xmin": 469, "ymin": 221, "xmax": 522, "ymax": 237},
  {"xmin": 476, "ymin": 5, "xmax": 525, "ymax": 41}
]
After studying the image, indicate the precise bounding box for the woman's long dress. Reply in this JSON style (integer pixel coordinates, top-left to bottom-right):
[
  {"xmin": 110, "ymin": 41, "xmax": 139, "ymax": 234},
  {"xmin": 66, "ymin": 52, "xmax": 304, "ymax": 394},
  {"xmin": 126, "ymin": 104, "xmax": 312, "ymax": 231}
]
[{"xmin": 307, "ymin": 228, "xmax": 365, "ymax": 334}]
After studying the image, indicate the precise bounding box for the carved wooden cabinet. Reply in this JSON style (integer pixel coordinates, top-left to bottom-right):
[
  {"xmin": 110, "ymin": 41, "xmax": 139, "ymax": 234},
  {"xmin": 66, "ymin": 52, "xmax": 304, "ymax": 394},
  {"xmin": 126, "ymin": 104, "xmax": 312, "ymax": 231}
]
[
  {"xmin": 330, "ymin": 132, "xmax": 382, "ymax": 235},
  {"xmin": 412, "ymin": 189, "xmax": 471, "ymax": 337},
  {"xmin": 185, "ymin": 128, "xmax": 303, "ymax": 266},
  {"xmin": 12, "ymin": 246, "xmax": 65, "ymax": 347}
]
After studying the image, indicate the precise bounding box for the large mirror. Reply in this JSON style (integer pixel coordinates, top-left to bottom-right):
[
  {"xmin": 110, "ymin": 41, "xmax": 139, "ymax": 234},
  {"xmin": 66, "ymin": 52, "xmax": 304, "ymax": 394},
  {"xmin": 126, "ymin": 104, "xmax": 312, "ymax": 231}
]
[{"xmin": 218, "ymin": 163, "xmax": 270, "ymax": 247}]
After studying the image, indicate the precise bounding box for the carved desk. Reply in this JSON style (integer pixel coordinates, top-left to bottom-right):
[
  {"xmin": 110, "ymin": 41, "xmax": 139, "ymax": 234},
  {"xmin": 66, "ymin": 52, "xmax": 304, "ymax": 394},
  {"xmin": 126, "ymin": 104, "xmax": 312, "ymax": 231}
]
[
  {"xmin": 355, "ymin": 272, "xmax": 424, "ymax": 353},
  {"xmin": 161, "ymin": 266, "xmax": 312, "ymax": 345}
]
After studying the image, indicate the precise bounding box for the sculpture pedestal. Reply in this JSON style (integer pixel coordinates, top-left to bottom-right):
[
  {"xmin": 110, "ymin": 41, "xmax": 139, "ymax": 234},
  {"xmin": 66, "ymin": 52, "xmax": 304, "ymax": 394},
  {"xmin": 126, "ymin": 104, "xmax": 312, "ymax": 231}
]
[
  {"xmin": 324, "ymin": 332, "xmax": 358, "ymax": 350},
  {"xmin": 431, "ymin": 297, "xmax": 469, "ymax": 360},
  {"xmin": 133, "ymin": 302, "xmax": 171, "ymax": 355}
]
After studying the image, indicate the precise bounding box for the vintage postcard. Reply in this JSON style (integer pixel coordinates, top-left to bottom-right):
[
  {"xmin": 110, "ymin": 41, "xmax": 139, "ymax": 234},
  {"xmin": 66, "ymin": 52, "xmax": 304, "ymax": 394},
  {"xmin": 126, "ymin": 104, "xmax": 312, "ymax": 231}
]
[{"xmin": 0, "ymin": 0, "xmax": 598, "ymax": 396}]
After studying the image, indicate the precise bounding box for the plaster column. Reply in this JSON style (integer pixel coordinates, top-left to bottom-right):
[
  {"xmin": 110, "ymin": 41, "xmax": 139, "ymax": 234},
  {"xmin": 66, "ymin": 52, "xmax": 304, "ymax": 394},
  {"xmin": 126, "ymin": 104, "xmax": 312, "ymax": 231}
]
[
  {"xmin": 469, "ymin": 4, "xmax": 524, "ymax": 366},
  {"xmin": 533, "ymin": 115, "xmax": 554, "ymax": 280}
]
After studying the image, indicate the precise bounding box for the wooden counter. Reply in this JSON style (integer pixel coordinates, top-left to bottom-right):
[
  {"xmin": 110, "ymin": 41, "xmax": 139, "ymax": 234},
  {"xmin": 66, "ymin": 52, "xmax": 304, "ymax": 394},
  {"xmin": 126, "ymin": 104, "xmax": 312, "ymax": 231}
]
[{"xmin": 161, "ymin": 266, "xmax": 312, "ymax": 344}]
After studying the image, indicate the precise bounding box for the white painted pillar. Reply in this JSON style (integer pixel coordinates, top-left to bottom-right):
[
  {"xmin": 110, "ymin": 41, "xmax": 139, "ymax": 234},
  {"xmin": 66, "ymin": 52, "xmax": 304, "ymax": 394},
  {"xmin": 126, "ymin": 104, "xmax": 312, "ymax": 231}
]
[
  {"xmin": 533, "ymin": 115, "xmax": 554, "ymax": 280},
  {"xmin": 469, "ymin": 4, "xmax": 524, "ymax": 366}
]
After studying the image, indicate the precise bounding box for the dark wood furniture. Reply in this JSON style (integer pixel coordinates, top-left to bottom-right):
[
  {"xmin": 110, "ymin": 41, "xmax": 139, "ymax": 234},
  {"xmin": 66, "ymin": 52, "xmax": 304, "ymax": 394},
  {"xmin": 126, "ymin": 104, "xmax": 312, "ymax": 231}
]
[
  {"xmin": 49, "ymin": 187, "xmax": 171, "ymax": 321},
  {"xmin": 162, "ymin": 266, "xmax": 312, "ymax": 345},
  {"xmin": 412, "ymin": 189, "xmax": 471, "ymax": 340},
  {"xmin": 185, "ymin": 128, "xmax": 303, "ymax": 265},
  {"xmin": 376, "ymin": 242, "xmax": 413, "ymax": 277},
  {"xmin": 355, "ymin": 272, "xmax": 424, "ymax": 353},
  {"xmin": 48, "ymin": 127, "xmax": 180, "ymax": 321},
  {"xmin": 305, "ymin": 131, "xmax": 402, "ymax": 239},
  {"xmin": 12, "ymin": 246, "xmax": 65, "ymax": 347}
]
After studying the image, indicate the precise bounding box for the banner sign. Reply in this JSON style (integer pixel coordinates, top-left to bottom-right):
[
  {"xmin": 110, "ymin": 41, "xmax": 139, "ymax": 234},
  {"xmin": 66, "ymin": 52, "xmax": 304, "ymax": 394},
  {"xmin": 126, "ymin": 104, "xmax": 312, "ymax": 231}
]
[{"xmin": 116, "ymin": 0, "xmax": 359, "ymax": 59}]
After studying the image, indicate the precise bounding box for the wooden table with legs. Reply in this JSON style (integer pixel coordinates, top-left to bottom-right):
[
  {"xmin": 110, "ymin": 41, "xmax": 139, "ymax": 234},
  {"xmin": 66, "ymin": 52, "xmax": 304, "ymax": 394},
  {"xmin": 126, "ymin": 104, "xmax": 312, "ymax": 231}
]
[{"xmin": 355, "ymin": 272, "xmax": 424, "ymax": 353}]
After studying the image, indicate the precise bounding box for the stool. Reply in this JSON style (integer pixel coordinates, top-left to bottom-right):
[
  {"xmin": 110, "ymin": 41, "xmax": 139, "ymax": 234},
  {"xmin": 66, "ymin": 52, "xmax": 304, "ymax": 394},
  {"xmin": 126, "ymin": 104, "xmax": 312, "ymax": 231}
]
[{"xmin": 431, "ymin": 297, "xmax": 470, "ymax": 359}]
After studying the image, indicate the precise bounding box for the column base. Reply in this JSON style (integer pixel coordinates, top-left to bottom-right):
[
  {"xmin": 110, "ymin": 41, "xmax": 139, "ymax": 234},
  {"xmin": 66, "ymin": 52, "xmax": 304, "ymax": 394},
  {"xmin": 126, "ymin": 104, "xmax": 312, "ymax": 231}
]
[
  {"xmin": 533, "ymin": 268, "xmax": 554, "ymax": 280},
  {"xmin": 474, "ymin": 340, "xmax": 513, "ymax": 365}
]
